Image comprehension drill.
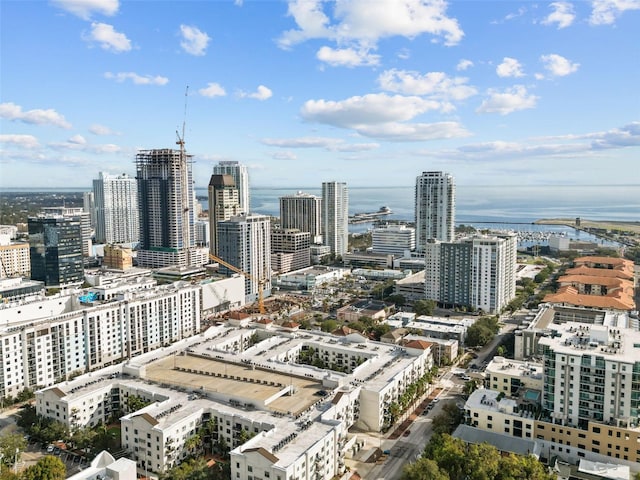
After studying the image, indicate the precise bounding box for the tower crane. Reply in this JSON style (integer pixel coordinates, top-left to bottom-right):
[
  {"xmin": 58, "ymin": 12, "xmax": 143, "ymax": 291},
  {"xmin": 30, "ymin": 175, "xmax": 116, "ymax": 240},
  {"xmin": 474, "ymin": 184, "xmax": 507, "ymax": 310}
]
[{"xmin": 208, "ymin": 253, "xmax": 265, "ymax": 315}]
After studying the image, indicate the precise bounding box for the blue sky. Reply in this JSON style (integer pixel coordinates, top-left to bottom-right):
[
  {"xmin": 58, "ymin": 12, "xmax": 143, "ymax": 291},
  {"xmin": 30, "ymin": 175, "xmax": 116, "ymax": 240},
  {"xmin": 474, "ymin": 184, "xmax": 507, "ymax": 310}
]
[{"xmin": 1, "ymin": 0, "xmax": 639, "ymax": 189}]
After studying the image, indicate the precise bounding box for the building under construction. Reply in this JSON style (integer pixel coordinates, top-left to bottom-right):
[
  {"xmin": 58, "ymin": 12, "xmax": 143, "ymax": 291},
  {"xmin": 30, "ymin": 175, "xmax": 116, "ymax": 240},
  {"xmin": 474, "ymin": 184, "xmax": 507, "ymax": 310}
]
[{"xmin": 135, "ymin": 148, "xmax": 202, "ymax": 268}]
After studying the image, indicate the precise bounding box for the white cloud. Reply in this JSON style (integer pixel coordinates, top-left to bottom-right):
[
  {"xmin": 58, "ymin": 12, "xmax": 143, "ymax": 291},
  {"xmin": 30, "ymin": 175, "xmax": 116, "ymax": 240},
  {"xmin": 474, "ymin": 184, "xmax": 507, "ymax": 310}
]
[
  {"xmin": 104, "ymin": 72, "xmax": 169, "ymax": 85},
  {"xmin": 198, "ymin": 83, "xmax": 227, "ymax": 98},
  {"xmin": 0, "ymin": 134, "xmax": 40, "ymax": 149},
  {"xmin": 378, "ymin": 69, "xmax": 477, "ymax": 101},
  {"xmin": 456, "ymin": 59, "xmax": 473, "ymax": 71},
  {"xmin": 540, "ymin": 54, "xmax": 580, "ymax": 76},
  {"xmin": 51, "ymin": 0, "xmax": 119, "ymax": 20},
  {"xmin": 68, "ymin": 134, "xmax": 87, "ymax": 145},
  {"xmin": 316, "ymin": 46, "xmax": 380, "ymax": 67},
  {"xmin": 278, "ymin": 0, "xmax": 464, "ymax": 58},
  {"xmin": 179, "ymin": 25, "xmax": 211, "ymax": 56},
  {"xmin": 476, "ymin": 85, "xmax": 538, "ymax": 115},
  {"xmin": 354, "ymin": 121, "xmax": 470, "ymax": 142},
  {"xmin": 542, "ymin": 2, "xmax": 576, "ymax": 28},
  {"xmin": 238, "ymin": 85, "xmax": 273, "ymax": 101},
  {"xmin": 496, "ymin": 57, "xmax": 525, "ymax": 78},
  {"xmin": 261, "ymin": 136, "xmax": 379, "ymax": 151},
  {"xmin": 0, "ymin": 102, "xmax": 72, "ymax": 129},
  {"xmin": 300, "ymin": 93, "xmax": 469, "ymax": 141},
  {"xmin": 301, "ymin": 93, "xmax": 442, "ymax": 127},
  {"xmin": 89, "ymin": 124, "xmax": 118, "ymax": 135},
  {"xmin": 84, "ymin": 22, "xmax": 131, "ymax": 53},
  {"xmin": 272, "ymin": 151, "xmax": 298, "ymax": 160},
  {"xmin": 590, "ymin": 0, "xmax": 640, "ymax": 25}
]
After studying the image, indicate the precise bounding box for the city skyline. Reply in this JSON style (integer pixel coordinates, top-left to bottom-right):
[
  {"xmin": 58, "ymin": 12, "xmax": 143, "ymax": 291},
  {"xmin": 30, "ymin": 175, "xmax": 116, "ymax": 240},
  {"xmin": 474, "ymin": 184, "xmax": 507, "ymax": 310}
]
[{"xmin": 1, "ymin": 1, "xmax": 639, "ymax": 189}]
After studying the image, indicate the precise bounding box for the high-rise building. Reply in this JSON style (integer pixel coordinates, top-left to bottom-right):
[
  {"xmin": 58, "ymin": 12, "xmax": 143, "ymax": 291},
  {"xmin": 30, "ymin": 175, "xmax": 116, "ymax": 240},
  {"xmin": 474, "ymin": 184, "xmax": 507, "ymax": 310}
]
[
  {"xmin": 28, "ymin": 215, "xmax": 84, "ymax": 287},
  {"xmin": 271, "ymin": 229, "xmax": 311, "ymax": 273},
  {"xmin": 212, "ymin": 161, "xmax": 250, "ymax": 214},
  {"xmin": 415, "ymin": 171, "xmax": 455, "ymax": 250},
  {"xmin": 42, "ymin": 207, "xmax": 92, "ymax": 257},
  {"xmin": 83, "ymin": 191, "xmax": 96, "ymax": 230},
  {"xmin": 322, "ymin": 181, "xmax": 349, "ymax": 257},
  {"xmin": 217, "ymin": 214, "xmax": 272, "ymax": 302},
  {"xmin": 93, "ymin": 172, "xmax": 139, "ymax": 245},
  {"xmin": 279, "ymin": 191, "xmax": 322, "ymax": 244},
  {"xmin": 371, "ymin": 224, "xmax": 416, "ymax": 256},
  {"xmin": 135, "ymin": 149, "xmax": 197, "ymax": 268},
  {"xmin": 207, "ymin": 174, "xmax": 241, "ymax": 256},
  {"xmin": 424, "ymin": 233, "xmax": 516, "ymax": 314}
]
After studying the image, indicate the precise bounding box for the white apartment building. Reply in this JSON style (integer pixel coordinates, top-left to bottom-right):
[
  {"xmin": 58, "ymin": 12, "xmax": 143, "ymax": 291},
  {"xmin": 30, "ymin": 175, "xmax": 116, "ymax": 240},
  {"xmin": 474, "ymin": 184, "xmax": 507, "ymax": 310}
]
[
  {"xmin": 93, "ymin": 172, "xmax": 139, "ymax": 245},
  {"xmin": 218, "ymin": 214, "xmax": 272, "ymax": 302},
  {"xmin": 539, "ymin": 322, "xmax": 640, "ymax": 429},
  {"xmin": 321, "ymin": 182, "xmax": 348, "ymax": 257},
  {"xmin": 415, "ymin": 171, "xmax": 455, "ymax": 250},
  {"xmin": 213, "ymin": 161, "xmax": 250, "ymax": 215},
  {"xmin": 0, "ymin": 280, "xmax": 200, "ymax": 399},
  {"xmin": 279, "ymin": 191, "xmax": 322, "ymax": 244},
  {"xmin": 465, "ymin": 388, "xmax": 537, "ymax": 440},
  {"xmin": 37, "ymin": 323, "xmax": 435, "ymax": 478},
  {"xmin": 470, "ymin": 234, "xmax": 517, "ymax": 313},
  {"xmin": 371, "ymin": 224, "xmax": 415, "ymax": 256},
  {"xmin": 484, "ymin": 356, "xmax": 544, "ymax": 395}
]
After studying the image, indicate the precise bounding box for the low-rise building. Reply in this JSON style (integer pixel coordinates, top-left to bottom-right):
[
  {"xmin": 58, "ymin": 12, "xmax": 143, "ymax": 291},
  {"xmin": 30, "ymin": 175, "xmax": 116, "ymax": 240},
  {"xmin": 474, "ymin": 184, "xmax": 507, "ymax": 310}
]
[{"xmin": 336, "ymin": 299, "xmax": 387, "ymax": 322}]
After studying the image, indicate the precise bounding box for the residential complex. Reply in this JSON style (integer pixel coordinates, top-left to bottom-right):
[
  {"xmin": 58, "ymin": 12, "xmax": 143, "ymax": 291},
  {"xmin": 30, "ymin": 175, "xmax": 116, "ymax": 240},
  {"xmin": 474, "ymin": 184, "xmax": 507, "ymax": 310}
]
[
  {"xmin": 415, "ymin": 171, "xmax": 455, "ymax": 250},
  {"xmin": 271, "ymin": 228, "xmax": 311, "ymax": 274},
  {"xmin": 135, "ymin": 148, "xmax": 205, "ymax": 268},
  {"xmin": 0, "ymin": 278, "xmax": 201, "ymax": 400},
  {"xmin": 218, "ymin": 214, "xmax": 272, "ymax": 302},
  {"xmin": 213, "ymin": 161, "xmax": 250, "ymax": 214},
  {"xmin": 28, "ymin": 215, "xmax": 84, "ymax": 287},
  {"xmin": 42, "ymin": 206, "xmax": 93, "ymax": 258},
  {"xmin": 543, "ymin": 256, "xmax": 636, "ymax": 311},
  {"xmin": 207, "ymin": 174, "xmax": 241, "ymax": 256},
  {"xmin": 36, "ymin": 321, "xmax": 435, "ymax": 478},
  {"xmin": 322, "ymin": 181, "xmax": 349, "ymax": 257},
  {"xmin": 461, "ymin": 320, "xmax": 640, "ymax": 471},
  {"xmin": 279, "ymin": 191, "xmax": 322, "ymax": 244},
  {"xmin": 0, "ymin": 234, "xmax": 30, "ymax": 279},
  {"xmin": 93, "ymin": 172, "xmax": 139, "ymax": 245},
  {"xmin": 425, "ymin": 233, "xmax": 517, "ymax": 314}
]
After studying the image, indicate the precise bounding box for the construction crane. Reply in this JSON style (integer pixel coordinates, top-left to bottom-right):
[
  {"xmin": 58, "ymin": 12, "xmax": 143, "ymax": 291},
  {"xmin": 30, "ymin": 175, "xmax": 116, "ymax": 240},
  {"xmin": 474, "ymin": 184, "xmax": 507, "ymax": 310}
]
[
  {"xmin": 208, "ymin": 253, "xmax": 265, "ymax": 314},
  {"xmin": 176, "ymin": 86, "xmax": 192, "ymax": 266}
]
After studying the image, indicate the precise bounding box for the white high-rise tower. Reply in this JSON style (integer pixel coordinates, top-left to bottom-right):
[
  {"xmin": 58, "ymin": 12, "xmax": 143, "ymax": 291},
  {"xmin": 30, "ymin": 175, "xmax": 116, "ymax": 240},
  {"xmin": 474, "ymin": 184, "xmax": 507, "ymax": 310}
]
[
  {"xmin": 93, "ymin": 172, "xmax": 139, "ymax": 245},
  {"xmin": 321, "ymin": 181, "xmax": 349, "ymax": 257},
  {"xmin": 415, "ymin": 171, "xmax": 455, "ymax": 250},
  {"xmin": 279, "ymin": 191, "xmax": 322, "ymax": 244},
  {"xmin": 213, "ymin": 161, "xmax": 250, "ymax": 214}
]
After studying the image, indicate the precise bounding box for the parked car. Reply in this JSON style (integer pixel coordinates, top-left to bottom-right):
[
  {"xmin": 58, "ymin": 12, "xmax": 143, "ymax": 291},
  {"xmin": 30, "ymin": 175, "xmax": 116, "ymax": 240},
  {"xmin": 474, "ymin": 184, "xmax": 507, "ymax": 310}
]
[{"xmin": 403, "ymin": 430, "xmax": 411, "ymax": 436}]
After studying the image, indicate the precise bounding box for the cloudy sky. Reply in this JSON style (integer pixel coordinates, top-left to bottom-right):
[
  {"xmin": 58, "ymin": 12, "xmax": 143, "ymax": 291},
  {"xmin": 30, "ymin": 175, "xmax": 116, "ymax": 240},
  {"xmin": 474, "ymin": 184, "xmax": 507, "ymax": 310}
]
[{"xmin": 1, "ymin": 0, "xmax": 639, "ymax": 188}]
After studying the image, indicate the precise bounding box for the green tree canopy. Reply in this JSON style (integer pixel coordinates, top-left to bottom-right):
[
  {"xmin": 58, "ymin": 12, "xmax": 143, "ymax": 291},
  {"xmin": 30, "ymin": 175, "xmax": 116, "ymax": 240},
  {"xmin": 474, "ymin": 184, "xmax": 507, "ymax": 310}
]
[
  {"xmin": 21, "ymin": 456, "xmax": 66, "ymax": 480},
  {"xmin": 0, "ymin": 434, "xmax": 27, "ymax": 468},
  {"xmin": 401, "ymin": 457, "xmax": 449, "ymax": 480},
  {"xmin": 414, "ymin": 299, "xmax": 436, "ymax": 316}
]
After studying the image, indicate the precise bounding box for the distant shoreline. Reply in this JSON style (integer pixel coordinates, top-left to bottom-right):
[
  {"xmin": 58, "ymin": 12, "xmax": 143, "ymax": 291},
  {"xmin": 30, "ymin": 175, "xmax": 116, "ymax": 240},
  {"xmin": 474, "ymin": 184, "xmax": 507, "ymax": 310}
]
[{"xmin": 534, "ymin": 218, "xmax": 640, "ymax": 235}]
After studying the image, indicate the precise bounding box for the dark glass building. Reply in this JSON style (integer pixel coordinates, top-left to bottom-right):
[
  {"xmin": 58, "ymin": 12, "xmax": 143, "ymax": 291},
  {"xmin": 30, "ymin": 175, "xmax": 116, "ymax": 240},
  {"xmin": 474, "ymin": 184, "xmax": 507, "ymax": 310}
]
[{"xmin": 28, "ymin": 216, "xmax": 84, "ymax": 287}]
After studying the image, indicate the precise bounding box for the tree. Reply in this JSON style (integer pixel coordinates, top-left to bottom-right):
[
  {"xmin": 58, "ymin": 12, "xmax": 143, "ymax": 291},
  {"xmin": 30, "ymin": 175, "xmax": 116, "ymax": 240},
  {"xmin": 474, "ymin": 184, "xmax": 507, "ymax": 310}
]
[
  {"xmin": 414, "ymin": 299, "xmax": 436, "ymax": 316},
  {"xmin": 159, "ymin": 458, "xmax": 212, "ymax": 480},
  {"xmin": 386, "ymin": 294, "xmax": 406, "ymax": 306},
  {"xmin": 0, "ymin": 434, "xmax": 26, "ymax": 468},
  {"xmin": 463, "ymin": 380, "xmax": 478, "ymax": 396},
  {"xmin": 21, "ymin": 456, "xmax": 66, "ymax": 480},
  {"xmin": 126, "ymin": 394, "xmax": 151, "ymax": 412},
  {"xmin": 320, "ymin": 319, "xmax": 337, "ymax": 332},
  {"xmin": 401, "ymin": 457, "xmax": 449, "ymax": 480},
  {"xmin": 431, "ymin": 403, "xmax": 464, "ymax": 435}
]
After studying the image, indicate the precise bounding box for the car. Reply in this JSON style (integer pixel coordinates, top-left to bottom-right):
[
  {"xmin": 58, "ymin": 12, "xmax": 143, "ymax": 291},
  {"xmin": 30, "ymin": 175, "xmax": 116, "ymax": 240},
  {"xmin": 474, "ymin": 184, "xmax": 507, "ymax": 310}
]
[
  {"xmin": 382, "ymin": 449, "xmax": 391, "ymax": 455},
  {"xmin": 46, "ymin": 444, "xmax": 55, "ymax": 453},
  {"xmin": 403, "ymin": 430, "xmax": 411, "ymax": 436},
  {"xmin": 432, "ymin": 398, "xmax": 440, "ymax": 403}
]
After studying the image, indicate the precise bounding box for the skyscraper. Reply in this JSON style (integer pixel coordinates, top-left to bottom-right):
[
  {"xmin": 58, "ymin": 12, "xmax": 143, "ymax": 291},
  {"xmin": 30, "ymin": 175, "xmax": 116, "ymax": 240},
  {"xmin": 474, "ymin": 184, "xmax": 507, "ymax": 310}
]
[
  {"xmin": 213, "ymin": 161, "xmax": 250, "ymax": 214},
  {"xmin": 279, "ymin": 191, "xmax": 322, "ymax": 244},
  {"xmin": 93, "ymin": 172, "xmax": 139, "ymax": 245},
  {"xmin": 217, "ymin": 214, "xmax": 272, "ymax": 302},
  {"xmin": 82, "ymin": 191, "xmax": 96, "ymax": 230},
  {"xmin": 42, "ymin": 207, "xmax": 92, "ymax": 258},
  {"xmin": 135, "ymin": 148, "xmax": 196, "ymax": 268},
  {"xmin": 28, "ymin": 216, "xmax": 84, "ymax": 287},
  {"xmin": 322, "ymin": 181, "xmax": 349, "ymax": 257},
  {"xmin": 207, "ymin": 174, "xmax": 241, "ymax": 256},
  {"xmin": 415, "ymin": 171, "xmax": 455, "ymax": 250}
]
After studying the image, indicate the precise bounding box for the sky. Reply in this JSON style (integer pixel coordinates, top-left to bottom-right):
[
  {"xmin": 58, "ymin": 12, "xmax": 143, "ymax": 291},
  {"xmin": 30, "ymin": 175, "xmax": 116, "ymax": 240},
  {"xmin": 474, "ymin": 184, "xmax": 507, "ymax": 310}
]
[{"xmin": 1, "ymin": 0, "xmax": 639, "ymax": 189}]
